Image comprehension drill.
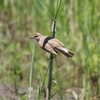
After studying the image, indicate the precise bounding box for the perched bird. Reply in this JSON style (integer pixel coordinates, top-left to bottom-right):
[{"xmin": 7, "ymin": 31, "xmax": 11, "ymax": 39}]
[{"xmin": 30, "ymin": 32, "xmax": 74, "ymax": 58}]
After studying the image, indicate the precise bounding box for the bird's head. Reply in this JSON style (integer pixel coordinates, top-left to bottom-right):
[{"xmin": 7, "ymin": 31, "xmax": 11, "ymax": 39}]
[{"xmin": 30, "ymin": 32, "xmax": 42, "ymax": 42}]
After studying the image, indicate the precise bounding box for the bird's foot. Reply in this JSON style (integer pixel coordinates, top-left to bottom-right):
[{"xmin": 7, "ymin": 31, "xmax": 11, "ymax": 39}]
[
  {"xmin": 49, "ymin": 55, "xmax": 56, "ymax": 60},
  {"xmin": 51, "ymin": 55, "xmax": 56, "ymax": 59}
]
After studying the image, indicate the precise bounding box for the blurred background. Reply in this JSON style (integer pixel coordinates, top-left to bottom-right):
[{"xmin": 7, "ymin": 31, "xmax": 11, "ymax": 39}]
[{"xmin": 0, "ymin": 0, "xmax": 100, "ymax": 99}]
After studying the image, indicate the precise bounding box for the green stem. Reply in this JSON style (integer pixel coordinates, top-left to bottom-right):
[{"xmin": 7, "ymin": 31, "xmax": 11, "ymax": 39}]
[
  {"xmin": 52, "ymin": 20, "xmax": 56, "ymax": 38},
  {"xmin": 46, "ymin": 0, "xmax": 62, "ymax": 99},
  {"xmin": 47, "ymin": 20, "xmax": 56, "ymax": 100},
  {"xmin": 29, "ymin": 48, "xmax": 35, "ymax": 100},
  {"xmin": 47, "ymin": 56, "xmax": 53, "ymax": 100}
]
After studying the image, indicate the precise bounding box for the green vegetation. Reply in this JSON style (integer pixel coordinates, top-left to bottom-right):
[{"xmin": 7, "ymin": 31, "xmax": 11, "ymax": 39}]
[{"xmin": 0, "ymin": 0, "xmax": 100, "ymax": 100}]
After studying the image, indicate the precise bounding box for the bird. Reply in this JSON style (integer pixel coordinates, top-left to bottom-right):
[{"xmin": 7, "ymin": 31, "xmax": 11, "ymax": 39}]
[{"xmin": 30, "ymin": 32, "xmax": 74, "ymax": 58}]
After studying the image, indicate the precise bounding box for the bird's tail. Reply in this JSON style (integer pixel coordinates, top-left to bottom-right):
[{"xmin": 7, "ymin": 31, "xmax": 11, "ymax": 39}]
[{"xmin": 56, "ymin": 47, "xmax": 74, "ymax": 58}]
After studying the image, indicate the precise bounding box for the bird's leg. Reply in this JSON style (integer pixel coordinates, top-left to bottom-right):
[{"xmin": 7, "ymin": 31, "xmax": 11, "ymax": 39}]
[
  {"xmin": 50, "ymin": 51, "xmax": 58, "ymax": 59},
  {"xmin": 51, "ymin": 55, "xmax": 56, "ymax": 59}
]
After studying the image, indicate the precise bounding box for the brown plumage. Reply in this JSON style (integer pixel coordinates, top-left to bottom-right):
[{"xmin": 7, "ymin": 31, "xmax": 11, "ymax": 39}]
[{"xmin": 30, "ymin": 32, "xmax": 74, "ymax": 58}]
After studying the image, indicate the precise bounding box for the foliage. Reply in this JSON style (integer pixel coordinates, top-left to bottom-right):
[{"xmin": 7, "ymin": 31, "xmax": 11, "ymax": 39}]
[{"xmin": 0, "ymin": 0, "xmax": 100, "ymax": 99}]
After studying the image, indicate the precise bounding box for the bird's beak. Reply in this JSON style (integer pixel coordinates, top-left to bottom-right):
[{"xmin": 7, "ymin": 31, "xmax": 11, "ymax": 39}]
[{"xmin": 30, "ymin": 35, "xmax": 34, "ymax": 39}]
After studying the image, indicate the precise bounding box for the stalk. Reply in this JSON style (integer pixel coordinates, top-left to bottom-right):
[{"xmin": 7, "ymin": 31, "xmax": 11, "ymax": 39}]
[
  {"xmin": 29, "ymin": 47, "xmax": 35, "ymax": 100},
  {"xmin": 47, "ymin": 0, "xmax": 62, "ymax": 99}
]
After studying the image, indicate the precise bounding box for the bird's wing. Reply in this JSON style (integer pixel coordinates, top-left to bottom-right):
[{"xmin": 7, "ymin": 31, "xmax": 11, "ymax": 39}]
[
  {"xmin": 48, "ymin": 38, "xmax": 64, "ymax": 48},
  {"xmin": 42, "ymin": 43, "xmax": 57, "ymax": 55},
  {"xmin": 38, "ymin": 37, "xmax": 57, "ymax": 55},
  {"xmin": 54, "ymin": 38, "xmax": 64, "ymax": 46}
]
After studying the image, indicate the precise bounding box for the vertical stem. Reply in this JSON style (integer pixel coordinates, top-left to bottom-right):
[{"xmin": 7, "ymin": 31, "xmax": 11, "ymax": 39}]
[
  {"xmin": 71, "ymin": 0, "xmax": 75, "ymax": 34},
  {"xmin": 97, "ymin": 40, "xmax": 100, "ymax": 96},
  {"xmin": 47, "ymin": 20, "xmax": 56, "ymax": 100},
  {"xmin": 47, "ymin": 56, "xmax": 53, "ymax": 100},
  {"xmin": 52, "ymin": 20, "xmax": 56, "ymax": 38},
  {"xmin": 29, "ymin": 48, "xmax": 35, "ymax": 100},
  {"xmin": 46, "ymin": 0, "xmax": 61, "ymax": 99}
]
